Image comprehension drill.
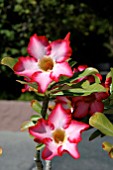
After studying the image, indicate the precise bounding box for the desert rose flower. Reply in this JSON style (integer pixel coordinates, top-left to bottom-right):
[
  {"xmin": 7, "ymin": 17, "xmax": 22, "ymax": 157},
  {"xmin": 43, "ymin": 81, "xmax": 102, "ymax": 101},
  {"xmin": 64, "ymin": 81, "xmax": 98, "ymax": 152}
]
[
  {"xmin": 72, "ymin": 92, "xmax": 109, "ymax": 119},
  {"xmin": 13, "ymin": 33, "xmax": 73, "ymax": 93},
  {"xmin": 29, "ymin": 103, "xmax": 89, "ymax": 160}
]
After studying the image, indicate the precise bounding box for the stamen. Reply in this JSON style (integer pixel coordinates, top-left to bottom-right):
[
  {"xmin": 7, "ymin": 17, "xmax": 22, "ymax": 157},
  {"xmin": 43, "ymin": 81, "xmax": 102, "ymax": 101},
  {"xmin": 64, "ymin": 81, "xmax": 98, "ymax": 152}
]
[
  {"xmin": 38, "ymin": 56, "xmax": 54, "ymax": 71},
  {"xmin": 52, "ymin": 129, "xmax": 65, "ymax": 144}
]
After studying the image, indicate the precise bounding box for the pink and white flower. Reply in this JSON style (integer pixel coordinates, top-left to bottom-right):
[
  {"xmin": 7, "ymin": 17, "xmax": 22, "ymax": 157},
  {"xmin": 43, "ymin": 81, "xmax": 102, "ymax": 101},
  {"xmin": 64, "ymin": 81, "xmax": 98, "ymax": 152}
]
[
  {"xmin": 29, "ymin": 103, "xmax": 89, "ymax": 160},
  {"xmin": 13, "ymin": 33, "xmax": 73, "ymax": 93}
]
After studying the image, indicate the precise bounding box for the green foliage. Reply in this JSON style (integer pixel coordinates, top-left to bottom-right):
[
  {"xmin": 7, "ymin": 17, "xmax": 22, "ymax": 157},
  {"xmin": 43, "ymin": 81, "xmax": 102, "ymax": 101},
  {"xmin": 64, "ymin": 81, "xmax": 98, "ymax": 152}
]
[
  {"xmin": 0, "ymin": 0, "xmax": 112, "ymax": 99},
  {"xmin": 89, "ymin": 112, "xmax": 113, "ymax": 137}
]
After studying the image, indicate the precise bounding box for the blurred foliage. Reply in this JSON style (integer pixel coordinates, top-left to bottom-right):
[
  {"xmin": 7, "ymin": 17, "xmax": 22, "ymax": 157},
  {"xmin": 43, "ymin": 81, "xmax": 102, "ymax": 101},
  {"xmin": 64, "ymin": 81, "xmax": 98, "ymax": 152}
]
[{"xmin": 0, "ymin": 0, "xmax": 113, "ymax": 100}]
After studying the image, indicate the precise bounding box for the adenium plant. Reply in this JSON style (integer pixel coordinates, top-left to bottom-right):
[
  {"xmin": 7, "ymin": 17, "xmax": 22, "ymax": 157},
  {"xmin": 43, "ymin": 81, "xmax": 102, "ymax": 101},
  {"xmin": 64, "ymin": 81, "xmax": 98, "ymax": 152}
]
[{"xmin": 1, "ymin": 33, "xmax": 113, "ymax": 170}]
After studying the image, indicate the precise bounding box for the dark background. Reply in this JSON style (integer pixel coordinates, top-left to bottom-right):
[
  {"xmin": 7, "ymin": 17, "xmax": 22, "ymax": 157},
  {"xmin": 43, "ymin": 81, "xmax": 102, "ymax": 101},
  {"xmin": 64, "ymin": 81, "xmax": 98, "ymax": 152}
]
[{"xmin": 0, "ymin": 0, "xmax": 113, "ymax": 100}]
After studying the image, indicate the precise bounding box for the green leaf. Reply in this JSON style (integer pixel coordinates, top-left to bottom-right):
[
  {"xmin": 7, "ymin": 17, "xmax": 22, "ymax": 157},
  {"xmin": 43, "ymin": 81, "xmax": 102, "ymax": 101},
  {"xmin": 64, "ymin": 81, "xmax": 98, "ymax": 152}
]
[
  {"xmin": 36, "ymin": 143, "xmax": 45, "ymax": 150},
  {"xmin": 52, "ymin": 83, "xmax": 106, "ymax": 97},
  {"xmin": 30, "ymin": 114, "xmax": 42, "ymax": 122},
  {"xmin": 69, "ymin": 67, "xmax": 99, "ymax": 83},
  {"xmin": 31, "ymin": 100, "xmax": 42, "ymax": 114},
  {"xmin": 1, "ymin": 57, "xmax": 18, "ymax": 70},
  {"xmin": 89, "ymin": 130, "xmax": 103, "ymax": 141},
  {"xmin": 20, "ymin": 120, "xmax": 35, "ymax": 131},
  {"xmin": 49, "ymin": 67, "xmax": 99, "ymax": 89},
  {"xmin": 16, "ymin": 80, "xmax": 38, "ymax": 90},
  {"xmin": 89, "ymin": 112, "xmax": 113, "ymax": 136}
]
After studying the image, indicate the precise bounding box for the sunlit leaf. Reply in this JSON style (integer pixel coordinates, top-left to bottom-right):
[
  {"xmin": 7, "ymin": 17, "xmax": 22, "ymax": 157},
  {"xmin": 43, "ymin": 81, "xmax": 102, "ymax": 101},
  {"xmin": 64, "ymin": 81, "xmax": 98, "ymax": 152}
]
[
  {"xmin": 31, "ymin": 100, "xmax": 42, "ymax": 114},
  {"xmin": 16, "ymin": 80, "xmax": 38, "ymax": 90},
  {"xmin": 20, "ymin": 120, "xmax": 35, "ymax": 131},
  {"xmin": 52, "ymin": 83, "xmax": 106, "ymax": 97},
  {"xmin": 36, "ymin": 143, "xmax": 45, "ymax": 150},
  {"xmin": 69, "ymin": 67, "xmax": 99, "ymax": 82},
  {"xmin": 89, "ymin": 112, "xmax": 113, "ymax": 136},
  {"xmin": 30, "ymin": 114, "xmax": 42, "ymax": 121},
  {"xmin": 1, "ymin": 57, "xmax": 18, "ymax": 70},
  {"xmin": 49, "ymin": 67, "xmax": 99, "ymax": 89}
]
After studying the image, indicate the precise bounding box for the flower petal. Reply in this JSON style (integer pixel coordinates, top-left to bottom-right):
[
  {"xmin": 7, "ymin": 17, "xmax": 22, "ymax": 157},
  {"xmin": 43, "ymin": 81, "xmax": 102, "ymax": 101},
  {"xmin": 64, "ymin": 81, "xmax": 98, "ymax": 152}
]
[
  {"xmin": 89, "ymin": 101, "xmax": 104, "ymax": 115},
  {"xmin": 13, "ymin": 56, "xmax": 38, "ymax": 77},
  {"xmin": 48, "ymin": 103, "xmax": 72, "ymax": 129},
  {"xmin": 27, "ymin": 34, "xmax": 49, "ymax": 60},
  {"xmin": 50, "ymin": 62, "xmax": 73, "ymax": 81},
  {"xmin": 95, "ymin": 92, "xmax": 109, "ymax": 101},
  {"xmin": 58, "ymin": 141, "xmax": 80, "ymax": 159},
  {"xmin": 50, "ymin": 39, "xmax": 72, "ymax": 62},
  {"xmin": 65, "ymin": 120, "xmax": 89, "ymax": 143},
  {"xmin": 29, "ymin": 119, "xmax": 53, "ymax": 142},
  {"xmin": 32, "ymin": 72, "xmax": 52, "ymax": 93},
  {"xmin": 42, "ymin": 139, "xmax": 59, "ymax": 160},
  {"xmin": 73, "ymin": 101, "xmax": 89, "ymax": 118}
]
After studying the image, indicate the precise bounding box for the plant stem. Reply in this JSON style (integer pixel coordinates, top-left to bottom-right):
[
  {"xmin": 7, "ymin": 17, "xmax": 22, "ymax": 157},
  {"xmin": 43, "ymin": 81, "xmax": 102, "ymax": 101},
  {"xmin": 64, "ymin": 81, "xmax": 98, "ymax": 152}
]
[
  {"xmin": 34, "ymin": 94, "xmax": 51, "ymax": 170},
  {"xmin": 44, "ymin": 160, "xmax": 52, "ymax": 170},
  {"xmin": 34, "ymin": 150, "xmax": 43, "ymax": 170},
  {"xmin": 41, "ymin": 94, "xmax": 49, "ymax": 119}
]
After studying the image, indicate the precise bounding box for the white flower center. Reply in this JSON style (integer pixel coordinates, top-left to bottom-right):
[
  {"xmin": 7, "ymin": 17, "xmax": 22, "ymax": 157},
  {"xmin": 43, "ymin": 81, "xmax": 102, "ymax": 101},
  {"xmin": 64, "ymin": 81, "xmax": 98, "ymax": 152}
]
[{"xmin": 38, "ymin": 56, "xmax": 54, "ymax": 72}]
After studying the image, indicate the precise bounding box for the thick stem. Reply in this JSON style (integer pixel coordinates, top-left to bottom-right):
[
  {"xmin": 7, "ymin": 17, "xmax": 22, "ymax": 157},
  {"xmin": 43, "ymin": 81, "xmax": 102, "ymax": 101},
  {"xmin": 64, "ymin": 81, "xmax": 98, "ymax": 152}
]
[
  {"xmin": 41, "ymin": 95, "xmax": 49, "ymax": 119},
  {"xmin": 44, "ymin": 160, "xmax": 52, "ymax": 170},
  {"xmin": 34, "ymin": 94, "xmax": 50, "ymax": 170},
  {"xmin": 34, "ymin": 150, "xmax": 43, "ymax": 170}
]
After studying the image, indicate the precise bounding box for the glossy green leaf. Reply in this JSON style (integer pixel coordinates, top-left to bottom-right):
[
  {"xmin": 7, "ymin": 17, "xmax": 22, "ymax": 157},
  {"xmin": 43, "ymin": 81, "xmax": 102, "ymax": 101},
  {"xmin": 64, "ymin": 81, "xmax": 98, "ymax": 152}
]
[
  {"xmin": 89, "ymin": 130, "xmax": 103, "ymax": 141},
  {"xmin": 52, "ymin": 83, "xmax": 106, "ymax": 97},
  {"xmin": 36, "ymin": 143, "xmax": 45, "ymax": 150},
  {"xmin": 49, "ymin": 67, "xmax": 99, "ymax": 89},
  {"xmin": 70, "ymin": 67, "xmax": 99, "ymax": 82},
  {"xmin": 1, "ymin": 57, "xmax": 18, "ymax": 70},
  {"xmin": 20, "ymin": 120, "xmax": 35, "ymax": 131},
  {"xmin": 31, "ymin": 100, "xmax": 42, "ymax": 114},
  {"xmin": 89, "ymin": 112, "xmax": 113, "ymax": 136},
  {"xmin": 30, "ymin": 114, "xmax": 42, "ymax": 122},
  {"xmin": 16, "ymin": 80, "xmax": 38, "ymax": 90}
]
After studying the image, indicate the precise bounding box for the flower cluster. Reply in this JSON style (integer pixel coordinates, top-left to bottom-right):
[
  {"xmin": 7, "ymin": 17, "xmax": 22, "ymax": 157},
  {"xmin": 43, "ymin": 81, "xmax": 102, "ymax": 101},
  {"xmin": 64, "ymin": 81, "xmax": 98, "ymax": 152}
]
[{"xmin": 1, "ymin": 33, "xmax": 113, "ymax": 169}]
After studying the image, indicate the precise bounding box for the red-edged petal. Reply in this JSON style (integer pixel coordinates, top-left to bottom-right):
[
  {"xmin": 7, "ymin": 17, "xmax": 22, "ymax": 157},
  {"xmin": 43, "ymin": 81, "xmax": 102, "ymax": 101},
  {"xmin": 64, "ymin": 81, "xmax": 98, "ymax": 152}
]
[
  {"xmin": 89, "ymin": 101, "xmax": 104, "ymax": 115},
  {"xmin": 13, "ymin": 56, "xmax": 38, "ymax": 77},
  {"xmin": 73, "ymin": 101, "xmax": 89, "ymax": 118},
  {"xmin": 48, "ymin": 103, "xmax": 72, "ymax": 129},
  {"xmin": 50, "ymin": 62, "xmax": 73, "ymax": 82},
  {"xmin": 58, "ymin": 141, "xmax": 80, "ymax": 159},
  {"xmin": 32, "ymin": 71, "xmax": 52, "ymax": 93},
  {"xmin": 29, "ymin": 119, "xmax": 53, "ymax": 142},
  {"xmin": 42, "ymin": 139, "xmax": 59, "ymax": 160},
  {"xmin": 50, "ymin": 39, "xmax": 72, "ymax": 62},
  {"xmin": 77, "ymin": 65, "xmax": 88, "ymax": 71},
  {"xmin": 65, "ymin": 120, "xmax": 89, "ymax": 143},
  {"xmin": 64, "ymin": 32, "xmax": 71, "ymax": 41},
  {"xmin": 27, "ymin": 34, "xmax": 49, "ymax": 60}
]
